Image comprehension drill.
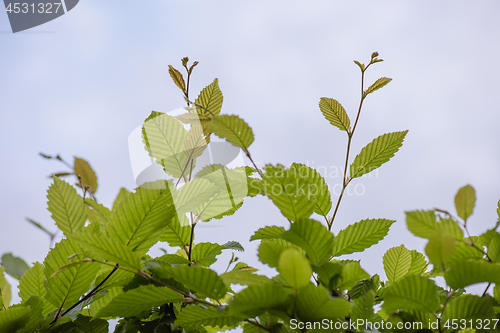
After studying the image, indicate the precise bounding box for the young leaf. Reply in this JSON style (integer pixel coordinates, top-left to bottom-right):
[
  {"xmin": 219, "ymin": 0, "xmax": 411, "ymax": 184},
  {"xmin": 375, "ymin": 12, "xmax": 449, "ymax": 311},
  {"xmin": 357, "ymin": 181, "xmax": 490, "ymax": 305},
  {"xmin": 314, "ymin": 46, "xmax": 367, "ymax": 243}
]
[
  {"xmin": 0, "ymin": 267, "xmax": 11, "ymax": 308},
  {"xmin": 332, "ymin": 218, "xmax": 395, "ymax": 257},
  {"xmin": 85, "ymin": 198, "xmax": 110, "ymax": 225},
  {"xmin": 442, "ymin": 295, "xmax": 496, "ymax": 323},
  {"xmin": 96, "ymin": 285, "xmax": 184, "ymax": 318},
  {"xmin": 250, "ymin": 226, "xmax": 285, "ymax": 241},
  {"xmin": 220, "ymin": 270, "xmax": 273, "ymax": 286},
  {"xmin": 1, "ymin": 253, "xmax": 30, "ymax": 280},
  {"xmin": 290, "ymin": 163, "xmax": 332, "ymax": 217},
  {"xmin": 406, "ymin": 210, "xmax": 439, "ymax": 239},
  {"xmin": 190, "ymin": 242, "xmax": 225, "ymax": 267},
  {"xmin": 318, "ymin": 97, "xmax": 351, "ymax": 132},
  {"xmin": 281, "ymin": 218, "xmax": 334, "ymax": 265},
  {"xmin": 174, "ymin": 305, "xmax": 242, "ymax": 330},
  {"xmin": 105, "ymin": 185, "xmax": 177, "ymax": 254},
  {"xmin": 112, "ymin": 188, "xmax": 131, "ymax": 212},
  {"xmin": 0, "ymin": 307, "xmax": 31, "ymax": 332},
  {"xmin": 74, "ymin": 157, "xmax": 98, "ymax": 194},
  {"xmin": 454, "ymin": 184, "xmax": 476, "ymax": 221},
  {"xmin": 257, "ymin": 164, "xmax": 316, "ymax": 221},
  {"xmin": 227, "ymin": 284, "xmax": 291, "ymax": 317},
  {"xmin": 425, "ymin": 231, "xmax": 456, "ymax": 267},
  {"xmin": 349, "ymin": 130, "xmax": 408, "ymax": 179},
  {"xmin": 365, "ymin": 77, "xmax": 392, "ymax": 95},
  {"xmin": 183, "ymin": 124, "xmax": 209, "ymax": 161},
  {"xmin": 71, "ymin": 230, "xmax": 142, "ymax": 271},
  {"xmin": 295, "ymin": 284, "xmax": 351, "ymax": 322},
  {"xmin": 407, "ymin": 250, "xmax": 427, "ymax": 275},
  {"xmin": 382, "ymin": 275, "xmax": 439, "ymax": 314},
  {"xmin": 142, "ymin": 111, "xmax": 188, "ymax": 178},
  {"xmin": 383, "ymin": 245, "xmax": 412, "ymax": 283},
  {"xmin": 168, "ymin": 65, "xmax": 186, "ymax": 93},
  {"xmin": 44, "ymin": 238, "xmax": 101, "ymax": 309},
  {"xmin": 47, "ymin": 176, "xmax": 87, "ymax": 236},
  {"xmin": 18, "ymin": 262, "xmax": 45, "ymax": 302},
  {"xmin": 74, "ymin": 314, "xmax": 109, "ymax": 333},
  {"xmin": 277, "ymin": 248, "xmax": 312, "ymax": 289},
  {"xmin": 195, "ymin": 78, "xmax": 224, "ymax": 116},
  {"xmin": 160, "ymin": 215, "xmax": 191, "ymax": 248},
  {"xmin": 445, "ymin": 259, "xmax": 500, "ymax": 289},
  {"xmin": 210, "ymin": 115, "xmax": 254, "ymax": 150},
  {"xmin": 161, "ymin": 266, "xmax": 227, "ymax": 300},
  {"xmin": 258, "ymin": 240, "xmax": 298, "ymax": 268}
]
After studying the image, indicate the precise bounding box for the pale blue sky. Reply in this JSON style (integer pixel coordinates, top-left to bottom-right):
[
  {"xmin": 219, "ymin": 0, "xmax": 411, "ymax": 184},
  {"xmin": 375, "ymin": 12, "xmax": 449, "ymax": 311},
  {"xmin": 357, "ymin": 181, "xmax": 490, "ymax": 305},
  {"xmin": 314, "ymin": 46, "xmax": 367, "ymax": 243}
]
[{"xmin": 1, "ymin": 1, "xmax": 500, "ymax": 310}]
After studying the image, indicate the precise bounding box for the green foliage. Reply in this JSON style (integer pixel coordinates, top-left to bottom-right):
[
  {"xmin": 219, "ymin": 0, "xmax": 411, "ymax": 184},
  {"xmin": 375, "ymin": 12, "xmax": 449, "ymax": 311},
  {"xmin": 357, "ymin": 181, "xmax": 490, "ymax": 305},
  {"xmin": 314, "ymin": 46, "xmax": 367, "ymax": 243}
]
[{"xmin": 2, "ymin": 54, "xmax": 497, "ymax": 333}]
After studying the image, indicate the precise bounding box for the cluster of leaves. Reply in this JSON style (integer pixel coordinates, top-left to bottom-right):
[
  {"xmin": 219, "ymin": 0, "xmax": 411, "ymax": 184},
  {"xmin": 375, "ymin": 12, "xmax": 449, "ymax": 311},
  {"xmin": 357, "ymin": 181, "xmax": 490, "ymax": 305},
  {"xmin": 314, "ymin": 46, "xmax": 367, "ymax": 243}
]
[{"xmin": 1, "ymin": 54, "xmax": 499, "ymax": 333}]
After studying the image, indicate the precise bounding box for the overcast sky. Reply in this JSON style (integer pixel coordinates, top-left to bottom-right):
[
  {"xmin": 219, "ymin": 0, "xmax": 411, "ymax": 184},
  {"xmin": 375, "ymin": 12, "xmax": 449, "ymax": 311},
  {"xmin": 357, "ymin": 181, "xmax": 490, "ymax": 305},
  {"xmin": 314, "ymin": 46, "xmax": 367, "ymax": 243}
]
[{"xmin": 1, "ymin": 0, "xmax": 500, "ymax": 312}]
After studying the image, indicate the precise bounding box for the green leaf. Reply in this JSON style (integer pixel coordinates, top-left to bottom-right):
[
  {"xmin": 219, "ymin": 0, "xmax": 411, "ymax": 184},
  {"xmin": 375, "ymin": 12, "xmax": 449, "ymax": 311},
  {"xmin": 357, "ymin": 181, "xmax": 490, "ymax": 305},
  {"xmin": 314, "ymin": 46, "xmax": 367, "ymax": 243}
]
[
  {"xmin": 195, "ymin": 78, "xmax": 224, "ymax": 116},
  {"xmin": 191, "ymin": 242, "xmax": 224, "ymax": 267},
  {"xmin": 106, "ymin": 185, "xmax": 176, "ymax": 254},
  {"xmin": 425, "ymin": 230, "xmax": 456, "ymax": 267},
  {"xmin": 407, "ymin": 250, "xmax": 427, "ymax": 275},
  {"xmin": 487, "ymin": 232, "xmax": 500, "ymax": 263},
  {"xmin": 19, "ymin": 296, "xmax": 44, "ymax": 333},
  {"xmin": 210, "ymin": 115, "xmax": 254, "ymax": 149},
  {"xmin": 74, "ymin": 314, "xmax": 109, "ymax": 333},
  {"xmin": 382, "ymin": 275, "xmax": 439, "ymax": 314},
  {"xmin": 74, "ymin": 157, "xmax": 98, "ymax": 193},
  {"xmin": 18, "ymin": 262, "xmax": 46, "ymax": 302},
  {"xmin": 406, "ymin": 210, "xmax": 439, "ymax": 239},
  {"xmin": 142, "ymin": 111, "xmax": 188, "ymax": 178},
  {"xmin": 282, "ymin": 219, "xmax": 334, "ymax": 265},
  {"xmin": 296, "ymin": 284, "xmax": 351, "ymax": 322},
  {"xmin": 96, "ymin": 285, "xmax": 184, "ymax": 318},
  {"xmin": 338, "ymin": 261, "xmax": 370, "ymax": 290},
  {"xmin": 89, "ymin": 287, "xmax": 122, "ymax": 317},
  {"xmin": 44, "ymin": 238, "xmax": 101, "ymax": 310},
  {"xmin": 290, "ymin": 163, "xmax": 332, "ymax": 217},
  {"xmin": 351, "ymin": 290, "xmax": 375, "ymax": 321},
  {"xmin": 175, "ymin": 305, "xmax": 241, "ymax": 329},
  {"xmin": 112, "ymin": 188, "xmax": 131, "ymax": 212},
  {"xmin": 85, "ymin": 198, "xmax": 110, "ymax": 226},
  {"xmin": 442, "ymin": 295, "xmax": 496, "ymax": 323},
  {"xmin": 168, "ymin": 65, "xmax": 186, "ymax": 92},
  {"xmin": 406, "ymin": 210, "xmax": 464, "ymax": 240},
  {"xmin": 1, "ymin": 253, "xmax": 30, "ymax": 280},
  {"xmin": 71, "ymin": 229, "xmax": 142, "ymax": 271},
  {"xmin": 445, "ymin": 259, "xmax": 500, "ymax": 289},
  {"xmin": 365, "ymin": 77, "xmax": 392, "ymax": 95},
  {"xmin": 258, "ymin": 240, "xmax": 298, "ymax": 268},
  {"xmin": 277, "ymin": 248, "xmax": 312, "ymax": 289},
  {"xmin": 220, "ymin": 270, "xmax": 273, "ymax": 286},
  {"xmin": 161, "ymin": 266, "xmax": 227, "ymax": 300},
  {"xmin": 383, "ymin": 245, "xmax": 412, "ymax": 283},
  {"xmin": 333, "ymin": 218, "xmax": 395, "ymax": 257},
  {"xmin": 173, "ymin": 178, "xmax": 218, "ymax": 215},
  {"xmin": 193, "ymin": 165, "xmax": 248, "ymax": 221},
  {"xmin": 228, "ymin": 284, "xmax": 291, "ymax": 317},
  {"xmin": 250, "ymin": 226, "xmax": 286, "ymax": 241},
  {"xmin": 47, "ymin": 175, "xmax": 87, "ymax": 236},
  {"xmin": 318, "ymin": 97, "xmax": 351, "ymax": 132},
  {"xmin": 0, "ymin": 267, "xmax": 11, "ymax": 308},
  {"xmin": 258, "ymin": 165, "xmax": 316, "ymax": 221},
  {"xmin": 160, "ymin": 214, "xmax": 191, "ymax": 248},
  {"xmin": 183, "ymin": 124, "xmax": 209, "ymax": 162},
  {"xmin": 349, "ymin": 131, "xmax": 408, "ymax": 179},
  {"xmin": 455, "ymin": 184, "xmax": 476, "ymax": 221},
  {"xmin": 0, "ymin": 306, "xmax": 31, "ymax": 333}
]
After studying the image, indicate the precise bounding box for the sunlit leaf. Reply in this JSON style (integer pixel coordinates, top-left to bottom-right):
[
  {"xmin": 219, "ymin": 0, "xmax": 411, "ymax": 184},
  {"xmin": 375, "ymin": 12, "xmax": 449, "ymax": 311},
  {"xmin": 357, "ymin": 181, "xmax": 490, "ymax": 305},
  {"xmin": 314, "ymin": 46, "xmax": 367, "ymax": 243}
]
[
  {"xmin": 350, "ymin": 131, "xmax": 408, "ymax": 179},
  {"xmin": 333, "ymin": 219, "xmax": 395, "ymax": 257},
  {"xmin": 455, "ymin": 185, "xmax": 476, "ymax": 221},
  {"xmin": 195, "ymin": 78, "xmax": 223, "ymax": 116},
  {"xmin": 47, "ymin": 176, "xmax": 87, "ymax": 236},
  {"xmin": 382, "ymin": 275, "xmax": 439, "ymax": 314},
  {"xmin": 278, "ymin": 248, "xmax": 312, "ymax": 289},
  {"xmin": 290, "ymin": 163, "xmax": 332, "ymax": 217},
  {"xmin": 74, "ymin": 157, "xmax": 98, "ymax": 194},
  {"xmin": 210, "ymin": 115, "xmax": 254, "ymax": 150},
  {"xmin": 319, "ymin": 97, "xmax": 350, "ymax": 132},
  {"xmin": 383, "ymin": 245, "xmax": 412, "ymax": 283},
  {"xmin": 365, "ymin": 77, "xmax": 392, "ymax": 95}
]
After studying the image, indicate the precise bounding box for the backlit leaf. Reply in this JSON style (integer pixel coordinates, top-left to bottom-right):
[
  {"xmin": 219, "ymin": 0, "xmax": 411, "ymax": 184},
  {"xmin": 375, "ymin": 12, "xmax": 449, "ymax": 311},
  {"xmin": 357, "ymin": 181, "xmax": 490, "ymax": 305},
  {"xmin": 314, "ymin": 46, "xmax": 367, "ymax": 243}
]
[
  {"xmin": 318, "ymin": 98, "xmax": 350, "ymax": 132},
  {"xmin": 195, "ymin": 78, "xmax": 223, "ymax": 116},
  {"xmin": 1, "ymin": 253, "xmax": 30, "ymax": 280},
  {"xmin": 278, "ymin": 248, "xmax": 312, "ymax": 289},
  {"xmin": 365, "ymin": 77, "xmax": 392, "ymax": 95},
  {"xmin": 382, "ymin": 275, "xmax": 439, "ymax": 314},
  {"xmin": 168, "ymin": 65, "xmax": 186, "ymax": 92},
  {"xmin": 175, "ymin": 305, "xmax": 241, "ymax": 329},
  {"xmin": 455, "ymin": 185, "xmax": 476, "ymax": 221},
  {"xmin": 74, "ymin": 157, "xmax": 98, "ymax": 193},
  {"xmin": 349, "ymin": 131, "xmax": 408, "ymax": 179},
  {"xmin": 210, "ymin": 115, "xmax": 254, "ymax": 149},
  {"xmin": 383, "ymin": 245, "xmax": 412, "ymax": 283}
]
